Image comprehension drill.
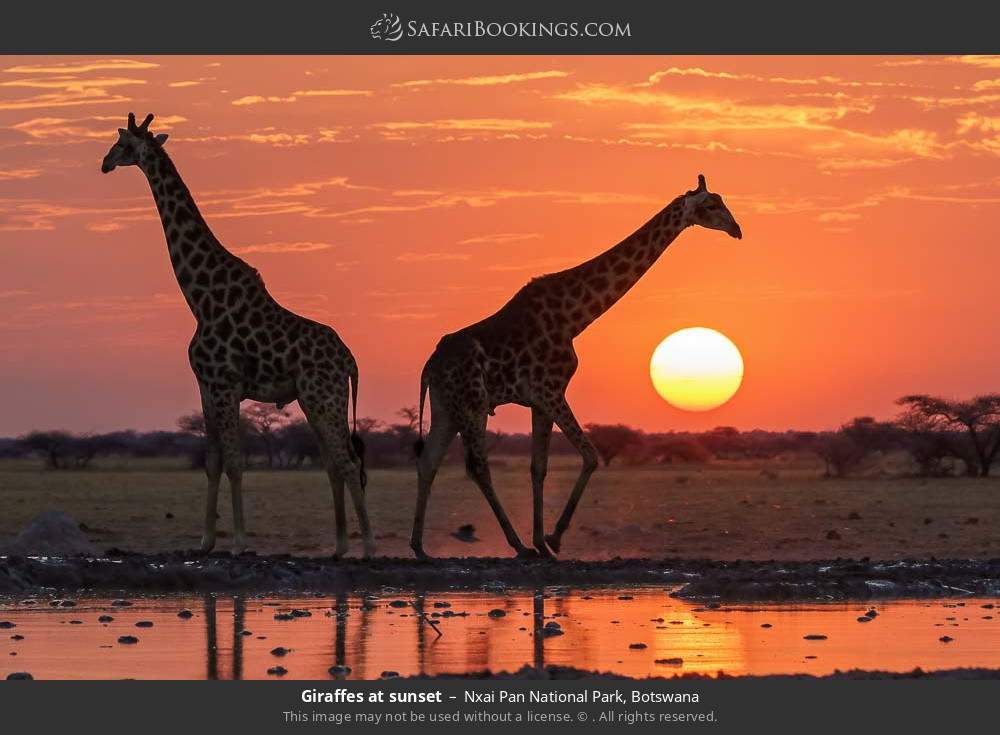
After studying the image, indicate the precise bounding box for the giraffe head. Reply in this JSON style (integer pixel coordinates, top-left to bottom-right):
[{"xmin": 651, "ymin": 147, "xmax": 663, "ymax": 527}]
[
  {"xmin": 100, "ymin": 113, "xmax": 169, "ymax": 173},
  {"xmin": 682, "ymin": 174, "xmax": 742, "ymax": 239}
]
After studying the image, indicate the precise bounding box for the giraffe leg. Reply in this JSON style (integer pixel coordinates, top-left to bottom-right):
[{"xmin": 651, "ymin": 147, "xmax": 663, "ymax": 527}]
[
  {"xmin": 530, "ymin": 407, "xmax": 555, "ymax": 558},
  {"xmin": 199, "ymin": 384, "xmax": 222, "ymax": 554},
  {"xmin": 300, "ymin": 386, "xmax": 375, "ymax": 559},
  {"xmin": 460, "ymin": 418, "xmax": 533, "ymax": 559},
  {"xmin": 410, "ymin": 408, "xmax": 457, "ymax": 559},
  {"xmin": 207, "ymin": 384, "xmax": 247, "ymax": 556},
  {"xmin": 329, "ymin": 472, "xmax": 349, "ymax": 559},
  {"xmin": 541, "ymin": 397, "xmax": 599, "ymax": 554}
]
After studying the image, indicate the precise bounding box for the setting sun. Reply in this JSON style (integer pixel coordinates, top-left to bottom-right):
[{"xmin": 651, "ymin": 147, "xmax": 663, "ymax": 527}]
[{"xmin": 650, "ymin": 328, "xmax": 744, "ymax": 412}]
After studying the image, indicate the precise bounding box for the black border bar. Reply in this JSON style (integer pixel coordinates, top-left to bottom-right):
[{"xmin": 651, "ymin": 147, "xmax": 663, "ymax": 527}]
[{"xmin": 3, "ymin": 0, "xmax": 1000, "ymax": 55}]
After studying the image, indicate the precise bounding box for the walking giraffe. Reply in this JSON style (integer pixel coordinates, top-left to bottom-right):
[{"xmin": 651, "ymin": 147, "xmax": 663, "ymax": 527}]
[
  {"xmin": 410, "ymin": 175, "xmax": 743, "ymax": 559},
  {"xmin": 101, "ymin": 113, "xmax": 374, "ymax": 558}
]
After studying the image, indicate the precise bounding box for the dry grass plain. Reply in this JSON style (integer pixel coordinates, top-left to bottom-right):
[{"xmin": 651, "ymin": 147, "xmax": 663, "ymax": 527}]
[{"xmin": 0, "ymin": 455, "xmax": 997, "ymax": 560}]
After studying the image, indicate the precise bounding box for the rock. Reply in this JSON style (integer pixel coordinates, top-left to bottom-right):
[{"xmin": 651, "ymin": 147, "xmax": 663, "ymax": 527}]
[
  {"xmin": 964, "ymin": 517, "xmax": 979, "ymax": 525},
  {"xmin": 6, "ymin": 672, "xmax": 32, "ymax": 680},
  {"xmin": 487, "ymin": 609, "xmax": 506, "ymax": 618},
  {"xmin": 857, "ymin": 616, "xmax": 872, "ymax": 623},
  {"xmin": 69, "ymin": 620, "xmax": 83, "ymax": 625},
  {"xmin": 111, "ymin": 599, "xmax": 132, "ymax": 607},
  {"xmin": 117, "ymin": 635, "xmax": 139, "ymax": 644},
  {"xmin": 270, "ymin": 647, "xmax": 290, "ymax": 657},
  {"xmin": 290, "ymin": 609, "xmax": 312, "ymax": 618},
  {"xmin": 825, "ymin": 530, "xmax": 841, "ymax": 541},
  {"xmin": 866, "ymin": 609, "xmax": 878, "ymax": 618},
  {"xmin": 240, "ymin": 630, "xmax": 252, "ymax": 637},
  {"xmin": 274, "ymin": 613, "xmax": 294, "ymax": 621},
  {"xmin": 939, "ymin": 636, "xmax": 954, "ymax": 643},
  {"xmin": 267, "ymin": 666, "xmax": 287, "ymax": 676},
  {"xmin": 655, "ymin": 658, "xmax": 683, "ymax": 666},
  {"xmin": 761, "ymin": 623, "xmax": 773, "ymax": 628},
  {"xmin": 432, "ymin": 601, "xmax": 451, "ymax": 609},
  {"xmin": 98, "ymin": 615, "xmax": 113, "ymax": 623},
  {"xmin": 2, "ymin": 511, "xmax": 98, "ymax": 557},
  {"xmin": 165, "ymin": 512, "xmax": 174, "ymax": 520},
  {"xmin": 177, "ymin": 609, "xmax": 193, "ymax": 619},
  {"xmin": 629, "ymin": 643, "xmax": 647, "ymax": 649},
  {"xmin": 0, "ymin": 622, "xmax": 15, "ymax": 629},
  {"xmin": 135, "ymin": 621, "xmax": 154, "ymax": 628},
  {"xmin": 924, "ymin": 517, "xmax": 933, "ymax": 525},
  {"xmin": 542, "ymin": 627, "xmax": 564, "ymax": 637},
  {"xmin": 329, "ymin": 665, "xmax": 351, "ymax": 676},
  {"xmin": 380, "ymin": 671, "xmax": 400, "ymax": 678},
  {"xmin": 451, "ymin": 524, "xmax": 479, "ymax": 543},
  {"xmin": 389, "ymin": 600, "xmax": 409, "ymax": 609},
  {"xmin": 617, "ymin": 595, "xmax": 634, "ymax": 600},
  {"xmin": 847, "ymin": 512, "xmax": 861, "ymax": 520},
  {"xmin": 803, "ymin": 634, "xmax": 828, "ymax": 640},
  {"xmin": 11, "ymin": 634, "xmax": 24, "ymax": 640},
  {"xmin": 50, "ymin": 599, "xmax": 76, "ymax": 608},
  {"xmin": 544, "ymin": 621, "xmax": 562, "ymax": 630}
]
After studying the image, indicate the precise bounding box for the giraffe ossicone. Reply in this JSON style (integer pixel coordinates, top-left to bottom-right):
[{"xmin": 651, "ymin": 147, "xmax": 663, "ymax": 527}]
[
  {"xmin": 411, "ymin": 174, "xmax": 743, "ymax": 559},
  {"xmin": 101, "ymin": 112, "xmax": 375, "ymax": 559}
]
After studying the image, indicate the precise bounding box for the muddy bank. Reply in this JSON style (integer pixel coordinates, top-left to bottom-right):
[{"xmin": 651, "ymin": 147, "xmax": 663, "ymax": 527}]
[
  {"xmin": 1, "ymin": 551, "xmax": 998, "ymax": 600},
  {"xmin": 407, "ymin": 664, "xmax": 1000, "ymax": 681}
]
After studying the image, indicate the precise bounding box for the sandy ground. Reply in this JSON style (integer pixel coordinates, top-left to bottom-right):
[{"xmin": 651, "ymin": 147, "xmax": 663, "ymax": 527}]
[{"xmin": 0, "ymin": 456, "xmax": 997, "ymax": 560}]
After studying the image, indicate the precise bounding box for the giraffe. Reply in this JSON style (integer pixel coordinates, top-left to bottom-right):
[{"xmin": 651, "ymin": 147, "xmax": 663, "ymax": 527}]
[
  {"xmin": 410, "ymin": 174, "xmax": 743, "ymax": 559},
  {"xmin": 101, "ymin": 113, "xmax": 374, "ymax": 558}
]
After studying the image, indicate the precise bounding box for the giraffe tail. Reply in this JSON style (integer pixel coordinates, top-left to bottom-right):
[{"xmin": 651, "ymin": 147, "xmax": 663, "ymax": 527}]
[
  {"xmin": 348, "ymin": 360, "xmax": 367, "ymax": 490},
  {"xmin": 413, "ymin": 365, "xmax": 429, "ymax": 458}
]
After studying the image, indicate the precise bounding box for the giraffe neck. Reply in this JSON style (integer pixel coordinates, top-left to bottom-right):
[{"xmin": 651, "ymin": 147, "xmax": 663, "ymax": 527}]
[
  {"xmin": 138, "ymin": 146, "xmax": 248, "ymax": 323},
  {"xmin": 552, "ymin": 196, "xmax": 688, "ymax": 337}
]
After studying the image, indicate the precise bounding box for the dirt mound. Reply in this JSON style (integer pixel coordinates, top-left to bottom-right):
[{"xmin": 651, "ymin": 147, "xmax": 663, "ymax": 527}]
[{"xmin": 2, "ymin": 511, "xmax": 98, "ymax": 557}]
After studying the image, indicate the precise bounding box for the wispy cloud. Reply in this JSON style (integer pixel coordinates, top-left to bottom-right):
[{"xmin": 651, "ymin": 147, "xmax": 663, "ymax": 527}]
[
  {"xmin": 395, "ymin": 252, "xmax": 471, "ymax": 262},
  {"xmin": 0, "ymin": 90, "xmax": 132, "ymax": 112},
  {"xmin": 0, "ymin": 168, "xmax": 41, "ymax": 180},
  {"xmin": 458, "ymin": 232, "xmax": 540, "ymax": 245},
  {"xmin": 3, "ymin": 59, "xmax": 158, "ymax": 74},
  {"xmin": 231, "ymin": 88, "xmax": 372, "ymax": 105},
  {"xmin": 644, "ymin": 66, "xmax": 909, "ymax": 88},
  {"xmin": 373, "ymin": 118, "xmax": 552, "ymax": 133},
  {"xmin": 393, "ymin": 70, "xmax": 569, "ymax": 88},
  {"xmin": 233, "ymin": 241, "xmax": 334, "ymax": 254},
  {"xmin": 10, "ymin": 114, "xmax": 185, "ymax": 142},
  {"xmin": 86, "ymin": 222, "xmax": 125, "ymax": 233},
  {"xmin": 817, "ymin": 212, "xmax": 861, "ymax": 222}
]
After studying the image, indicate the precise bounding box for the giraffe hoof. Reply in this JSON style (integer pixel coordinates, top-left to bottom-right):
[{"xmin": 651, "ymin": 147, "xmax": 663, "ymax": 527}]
[
  {"xmin": 534, "ymin": 543, "xmax": 556, "ymax": 560},
  {"xmin": 544, "ymin": 534, "xmax": 561, "ymax": 554},
  {"xmin": 515, "ymin": 548, "xmax": 539, "ymax": 560},
  {"xmin": 199, "ymin": 538, "xmax": 216, "ymax": 555},
  {"xmin": 411, "ymin": 545, "xmax": 432, "ymax": 561}
]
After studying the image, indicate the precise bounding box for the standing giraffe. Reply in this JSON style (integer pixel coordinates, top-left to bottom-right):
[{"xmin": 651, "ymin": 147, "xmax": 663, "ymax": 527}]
[
  {"xmin": 411, "ymin": 175, "xmax": 743, "ymax": 559},
  {"xmin": 101, "ymin": 113, "xmax": 374, "ymax": 558}
]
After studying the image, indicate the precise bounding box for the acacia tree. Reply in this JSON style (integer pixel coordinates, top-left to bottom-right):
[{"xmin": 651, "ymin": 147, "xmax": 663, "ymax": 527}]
[
  {"xmin": 896, "ymin": 394, "xmax": 1000, "ymax": 477},
  {"xmin": 241, "ymin": 403, "xmax": 291, "ymax": 469},
  {"xmin": 585, "ymin": 424, "xmax": 644, "ymax": 466}
]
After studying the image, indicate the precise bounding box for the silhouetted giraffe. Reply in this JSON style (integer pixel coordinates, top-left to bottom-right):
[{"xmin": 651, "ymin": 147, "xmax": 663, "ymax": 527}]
[
  {"xmin": 411, "ymin": 175, "xmax": 743, "ymax": 559},
  {"xmin": 101, "ymin": 113, "xmax": 374, "ymax": 558}
]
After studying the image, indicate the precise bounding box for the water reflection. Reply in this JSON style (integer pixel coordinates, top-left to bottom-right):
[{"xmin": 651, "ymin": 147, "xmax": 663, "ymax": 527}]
[{"xmin": 2, "ymin": 589, "xmax": 998, "ymax": 680}]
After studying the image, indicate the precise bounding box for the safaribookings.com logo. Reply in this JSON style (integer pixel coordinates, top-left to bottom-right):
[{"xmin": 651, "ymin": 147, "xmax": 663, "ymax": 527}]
[{"xmin": 369, "ymin": 13, "xmax": 631, "ymax": 42}]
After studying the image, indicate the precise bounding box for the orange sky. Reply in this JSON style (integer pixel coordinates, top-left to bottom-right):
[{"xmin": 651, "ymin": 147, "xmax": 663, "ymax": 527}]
[{"xmin": 2, "ymin": 55, "xmax": 1000, "ymax": 435}]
